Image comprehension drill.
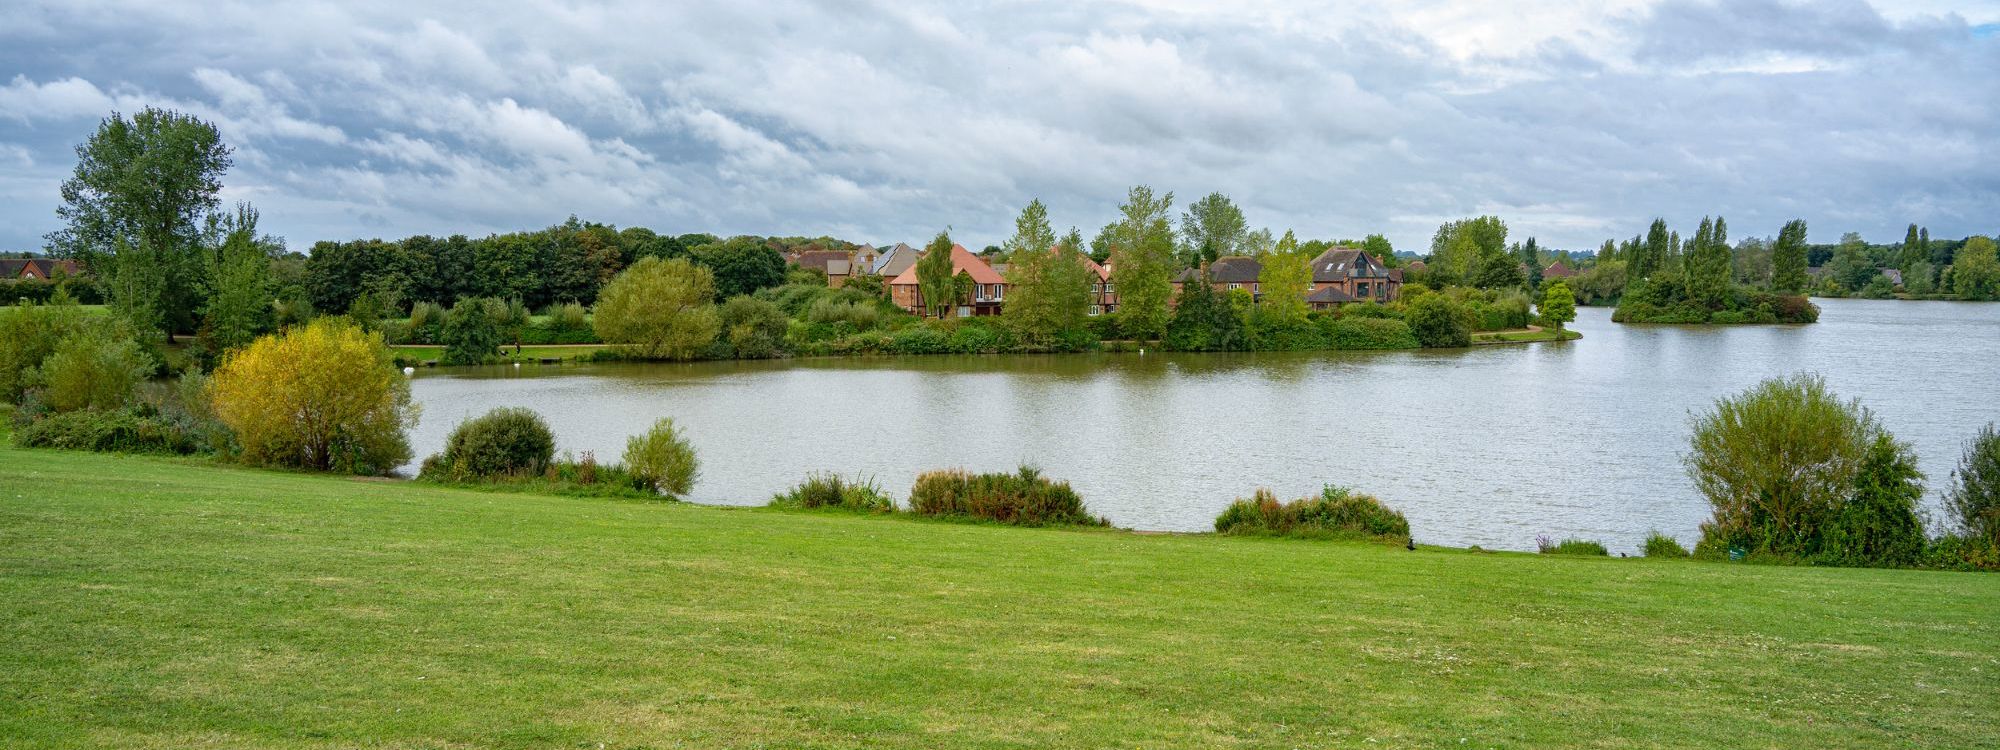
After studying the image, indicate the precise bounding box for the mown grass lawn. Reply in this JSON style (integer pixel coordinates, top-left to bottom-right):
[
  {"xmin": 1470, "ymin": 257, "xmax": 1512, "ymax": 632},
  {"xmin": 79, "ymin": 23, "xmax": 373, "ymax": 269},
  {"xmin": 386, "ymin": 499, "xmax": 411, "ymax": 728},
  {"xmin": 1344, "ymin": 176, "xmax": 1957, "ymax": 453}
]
[{"xmin": 1, "ymin": 445, "xmax": 1995, "ymax": 749}]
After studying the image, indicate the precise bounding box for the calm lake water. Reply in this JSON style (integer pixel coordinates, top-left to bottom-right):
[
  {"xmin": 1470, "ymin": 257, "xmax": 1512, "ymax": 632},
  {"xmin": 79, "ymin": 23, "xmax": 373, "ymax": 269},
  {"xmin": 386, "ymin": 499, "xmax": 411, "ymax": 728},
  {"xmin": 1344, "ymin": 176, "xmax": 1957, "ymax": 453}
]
[{"xmin": 406, "ymin": 298, "xmax": 2000, "ymax": 553}]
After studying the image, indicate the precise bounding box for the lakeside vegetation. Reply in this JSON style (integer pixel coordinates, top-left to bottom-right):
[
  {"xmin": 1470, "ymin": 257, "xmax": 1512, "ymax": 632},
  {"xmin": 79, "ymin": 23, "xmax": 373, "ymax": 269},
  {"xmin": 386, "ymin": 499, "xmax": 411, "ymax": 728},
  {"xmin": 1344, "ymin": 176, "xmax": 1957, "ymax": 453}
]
[{"xmin": 5, "ymin": 437, "xmax": 1999, "ymax": 748}]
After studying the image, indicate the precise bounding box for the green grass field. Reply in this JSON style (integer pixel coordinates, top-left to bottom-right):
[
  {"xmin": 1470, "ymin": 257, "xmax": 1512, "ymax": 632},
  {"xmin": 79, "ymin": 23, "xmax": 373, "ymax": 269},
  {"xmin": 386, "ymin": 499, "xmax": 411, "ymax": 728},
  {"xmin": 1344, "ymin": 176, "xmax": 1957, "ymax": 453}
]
[{"xmin": 2, "ymin": 444, "xmax": 1995, "ymax": 748}]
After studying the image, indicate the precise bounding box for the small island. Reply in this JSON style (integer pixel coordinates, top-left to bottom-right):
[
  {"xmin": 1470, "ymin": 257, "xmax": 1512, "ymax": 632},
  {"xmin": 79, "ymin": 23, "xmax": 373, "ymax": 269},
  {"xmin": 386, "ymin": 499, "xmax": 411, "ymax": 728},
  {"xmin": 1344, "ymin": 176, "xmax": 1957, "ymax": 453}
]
[{"xmin": 1608, "ymin": 216, "xmax": 1819, "ymax": 325}]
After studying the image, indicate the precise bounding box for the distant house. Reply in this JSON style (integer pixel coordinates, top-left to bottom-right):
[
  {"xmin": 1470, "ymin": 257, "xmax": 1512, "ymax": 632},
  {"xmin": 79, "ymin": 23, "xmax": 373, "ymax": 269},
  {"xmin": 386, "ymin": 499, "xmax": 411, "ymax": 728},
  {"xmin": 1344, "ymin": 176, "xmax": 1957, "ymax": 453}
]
[
  {"xmin": 871, "ymin": 243, "xmax": 920, "ymax": 279},
  {"xmin": 888, "ymin": 244, "xmax": 1006, "ymax": 317},
  {"xmin": 1879, "ymin": 268, "xmax": 1903, "ymax": 287},
  {"xmin": 1, "ymin": 258, "xmax": 81, "ymax": 281},
  {"xmin": 1542, "ymin": 260, "xmax": 1576, "ymax": 279},
  {"xmin": 1173, "ymin": 256, "xmax": 1264, "ymax": 301},
  {"xmin": 1085, "ymin": 255, "xmax": 1116, "ymax": 315},
  {"xmin": 1307, "ymin": 247, "xmax": 1400, "ymax": 309}
]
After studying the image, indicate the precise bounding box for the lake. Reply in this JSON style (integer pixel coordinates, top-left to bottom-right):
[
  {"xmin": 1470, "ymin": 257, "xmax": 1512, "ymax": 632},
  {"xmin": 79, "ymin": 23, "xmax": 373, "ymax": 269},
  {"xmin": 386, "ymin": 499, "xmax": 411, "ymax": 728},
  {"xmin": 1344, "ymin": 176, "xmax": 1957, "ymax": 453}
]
[{"xmin": 405, "ymin": 298, "xmax": 2000, "ymax": 553}]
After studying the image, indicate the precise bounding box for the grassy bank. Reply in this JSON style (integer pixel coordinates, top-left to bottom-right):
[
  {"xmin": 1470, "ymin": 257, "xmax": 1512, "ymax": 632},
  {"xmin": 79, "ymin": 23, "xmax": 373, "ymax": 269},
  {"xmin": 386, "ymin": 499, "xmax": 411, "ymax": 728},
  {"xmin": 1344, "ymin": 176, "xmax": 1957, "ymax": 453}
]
[{"xmin": 2, "ymin": 446, "xmax": 1995, "ymax": 748}]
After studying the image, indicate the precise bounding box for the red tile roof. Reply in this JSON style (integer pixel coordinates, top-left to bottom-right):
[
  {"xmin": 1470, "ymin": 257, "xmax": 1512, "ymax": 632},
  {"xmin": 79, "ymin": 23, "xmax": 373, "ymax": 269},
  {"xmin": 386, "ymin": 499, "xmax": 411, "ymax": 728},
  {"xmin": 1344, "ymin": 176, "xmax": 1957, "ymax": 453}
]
[{"xmin": 888, "ymin": 244, "xmax": 1005, "ymax": 286}]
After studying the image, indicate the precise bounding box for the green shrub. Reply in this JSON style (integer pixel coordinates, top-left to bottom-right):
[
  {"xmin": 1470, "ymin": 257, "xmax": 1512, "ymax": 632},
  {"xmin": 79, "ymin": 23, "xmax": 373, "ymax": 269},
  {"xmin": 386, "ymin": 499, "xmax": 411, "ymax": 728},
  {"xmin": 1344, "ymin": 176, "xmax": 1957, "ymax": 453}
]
[
  {"xmin": 34, "ymin": 327, "xmax": 153, "ymax": 412},
  {"xmin": 1213, "ymin": 486, "xmax": 1410, "ymax": 540},
  {"xmin": 12, "ymin": 405, "xmax": 203, "ymax": 454},
  {"xmin": 1946, "ymin": 423, "xmax": 2000, "ymax": 549},
  {"xmin": 719, "ymin": 295, "xmax": 790, "ymax": 358},
  {"xmin": 1818, "ymin": 434, "xmax": 1928, "ymax": 568},
  {"xmin": 1643, "ymin": 532, "xmax": 1690, "ymax": 558},
  {"xmin": 1325, "ymin": 318, "xmax": 1420, "ymax": 350},
  {"xmin": 440, "ymin": 297, "xmax": 503, "ymax": 365},
  {"xmin": 805, "ymin": 297, "xmax": 884, "ymax": 330},
  {"xmin": 1405, "ymin": 294, "xmax": 1473, "ymax": 348},
  {"xmin": 770, "ymin": 473, "xmax": 895, "ymax": 513},
  {"xmin": 0, "ymin": 301, "xmax": 91, "ymax": 403},
  {"xmin": 887, "ymin": 325, "xmax": 950, "ymax": 355},
  {"xmin": 1922, "ymin": 534, "xmax": 2000, "ymax": 572},
  {"xmin": 424, "ymin": 407, "xmax": 556, "ymax": 480},
  {"xmin": 625, "ymin": 418, "xmax": 698, "ymax": 496},
  {"xmin": 1537, "ymin": 536, "xmax": 1609, "ymax": 556},
  {"xmin": 907, "ymin": 466, "xmax": 1107, "ymax": 527},
  {"xmin": 1249, "ymin": 317, "xmax": 1328, "ymax": 351}
]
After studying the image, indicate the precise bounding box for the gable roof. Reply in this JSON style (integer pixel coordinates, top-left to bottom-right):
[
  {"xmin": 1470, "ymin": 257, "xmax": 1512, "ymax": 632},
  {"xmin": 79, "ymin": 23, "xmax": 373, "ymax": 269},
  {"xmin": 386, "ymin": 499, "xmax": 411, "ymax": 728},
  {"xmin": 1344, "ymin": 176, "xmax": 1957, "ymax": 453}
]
[
  {"xmin": 1, "ymin": 258, "xmax": 80, "ymax": 279},
  {"xmin": 887, "ymin": 244, "xmax": 1005, "ymax": 286},
  {"xmin": 1305, "ymin": 286, "xmax": 1359, "ymax": 304},
  {"xmin": 1542, "ymin": 260, "xmax": 1576, "ymax": 278},
  {"xmin": 872, "ymin": 243, "xmax": 918, "ymax": 276},
  {"xmin": 1310, "ymin": 247, "xmax": 1390, "ymax": 283},
  {"xmin": 791, "ymin": 250, "xmax": 851, "ymax": 272}
]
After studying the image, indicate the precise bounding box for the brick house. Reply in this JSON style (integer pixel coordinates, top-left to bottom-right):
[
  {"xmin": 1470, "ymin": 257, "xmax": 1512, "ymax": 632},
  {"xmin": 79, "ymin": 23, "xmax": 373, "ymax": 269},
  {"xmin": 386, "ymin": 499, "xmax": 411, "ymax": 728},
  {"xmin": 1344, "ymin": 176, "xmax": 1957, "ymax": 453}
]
[
  {"xmin": 1, "ymin": 258, "xmax": 82, "ymax": 280},
  {"xmin": 1306, "ymin": 247, "xmax": 1400, "ymax": 310},
  {"xmin": 1173, "ymin": 256, "xmax": 1264, "ymax": 302},
  {"xmin": 789, "ymin": 249, "xmax": 856, "ymax": 287},
  {"xmin": 888, "ymin": 244, "xmax": 1007, "ymax": 317},
  {"xmin": 1542, "ymin": 260, "xmax": 1576, "ymax": 279}
]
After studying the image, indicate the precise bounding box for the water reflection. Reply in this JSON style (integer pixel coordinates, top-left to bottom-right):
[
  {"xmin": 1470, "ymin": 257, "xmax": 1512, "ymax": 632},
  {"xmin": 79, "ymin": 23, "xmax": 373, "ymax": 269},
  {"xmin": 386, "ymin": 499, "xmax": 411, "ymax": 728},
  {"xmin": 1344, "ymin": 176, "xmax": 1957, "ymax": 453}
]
[{"xmin": 408, "ymin": 299, "xmax": 2000, "ymax": 553}]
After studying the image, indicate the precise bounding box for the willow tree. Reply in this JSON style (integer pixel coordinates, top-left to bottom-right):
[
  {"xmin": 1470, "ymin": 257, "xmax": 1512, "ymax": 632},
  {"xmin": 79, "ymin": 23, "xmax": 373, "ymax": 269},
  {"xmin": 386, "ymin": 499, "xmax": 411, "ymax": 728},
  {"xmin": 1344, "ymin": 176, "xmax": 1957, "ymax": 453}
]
[{"xmin": 916, "ymin": 230, "xmax": 959, "ymax": 318}]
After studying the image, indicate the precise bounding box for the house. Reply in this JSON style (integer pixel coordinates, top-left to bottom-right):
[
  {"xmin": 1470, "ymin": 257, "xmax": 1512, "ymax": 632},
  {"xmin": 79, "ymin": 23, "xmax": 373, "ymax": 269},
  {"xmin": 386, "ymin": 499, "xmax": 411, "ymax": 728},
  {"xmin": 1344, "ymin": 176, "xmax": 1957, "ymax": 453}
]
[
  {"xmin": 789, "ymin": 249, "xmax": 855, "ymax": 286},
  {"xmin": 1542, "ymin": 260, "xmax": 1576, "ymax": 279},
  {"xmin": 888, "ymin": 244, "xmax": 1007, "ymax": 317},
  {"xmin": 1086, "ymin": 256, "xmax": 1116, "ymax": 315},
  {"xmin": 1306, "ymin": 247, "xmax": 1400, "ymax": 309},
  {"xmin": 1880, "ymin": 268, "xmax": 1904, "ymax": 287},
  {"xmin": 871, "ymin": 243, "xmax": 920, "ymax": 279},
  {"xmin": 1, "ymin": 258, "xmax": 81, "ymax": 281},
  {"xmin": 1173, "ymin": 256, "xmax": 1264, "ymax": 301}
]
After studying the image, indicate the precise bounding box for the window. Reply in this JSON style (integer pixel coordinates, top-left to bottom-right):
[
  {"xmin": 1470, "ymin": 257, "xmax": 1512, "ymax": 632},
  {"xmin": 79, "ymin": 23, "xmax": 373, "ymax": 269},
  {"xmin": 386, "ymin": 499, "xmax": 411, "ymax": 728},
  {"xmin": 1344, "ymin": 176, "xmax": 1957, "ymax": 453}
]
[
  {"xmin": 1358, "ymin": 282, "xmax": 1369, "ymax": 297},
  {"xmin": 1229, "ymin": 283, "xmax": 1240, "ymax": 290},
  {"xmin": 1252, "ymin": 283, "xmax": 1261, "ymax": 293}
]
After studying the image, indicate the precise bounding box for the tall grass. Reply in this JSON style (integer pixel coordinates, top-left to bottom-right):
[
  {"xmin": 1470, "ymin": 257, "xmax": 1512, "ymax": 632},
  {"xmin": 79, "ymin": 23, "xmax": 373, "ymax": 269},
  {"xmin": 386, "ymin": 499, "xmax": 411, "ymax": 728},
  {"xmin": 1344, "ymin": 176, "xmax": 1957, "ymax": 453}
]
[
  {"xmin": 908, "ymin": 466, "xmax": 1108, "ymax": 527},
  {"xmin": 771, "ymin": 473, "xmax": 895, "ymax": 513},
  {"xmin": 1213, "ymin": 486, "xmax": 1409, "ymax": 540}
]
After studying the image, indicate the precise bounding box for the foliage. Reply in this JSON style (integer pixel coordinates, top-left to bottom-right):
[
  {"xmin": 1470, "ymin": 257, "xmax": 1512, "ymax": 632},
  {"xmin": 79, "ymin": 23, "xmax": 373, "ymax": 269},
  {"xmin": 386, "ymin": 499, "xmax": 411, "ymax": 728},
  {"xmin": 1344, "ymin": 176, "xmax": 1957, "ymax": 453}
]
[
  {"xmin": 11, "ymin": 404, "xmax": 204, "ymax": 454},
  {"xmin": 624, "ymin": 417, "xmax": 698, "ymax": 497},
  {"xmin": 208, "ymin": 317, "xmax": 415, "ymax": 474},
  {"xmin": 1643, "ymin": 532, "xmax": 1690, "ymax": 558},
  {"xmin": 593, "ymin": 257, "xmax": 720, "ymax": 360},
  {"xmin": 1571, "ymin": 259, "xmax": 1627, "ymax": 305},
  {"xmin": 1324, "ymin": 317, "xmax": 1421, "ymax": 350},
  {"xmin": 1539, "ymin": 280, "xmax": 1576, "ymax": 330},
  {"xmin": 770, "ymin": 473, "xmax": 895, "ymax": 513},
  {"xmin": 1256, "ymin": 231, "xmax": 1312, "ymax": 327},
  {"xmin": 1110, "ymin": 186, "xmax": 1177, "ymax": 340},
  {"xmin": 199, "ymin": 204, "xmax": 274, "ymax": 352},
  {"xmin": 1178, "ymin": 192, "xmax": 1248, "ymax": 266},
  {"xmin": 1001, "ymin": 200, "xmax": 1093, "ymax": 344},
  {"xmin": 1818, "ymin": 434, "xmax": 1928, "ymax": 568},
  {"xmin": 718, "ymin": 295, "xmax": 790, "ymax": 358},
  {"xmin": 907, "ymin": 466, "xmax": 1107, "ymax": 527},
  {"xmin": 1686, "ymin": 374, "xmax": 1885, "ymax": 560},
  {"xmin": 1430, "ymin": 216, "xmax": 1508, "ymax": 287},
  {"xmin": 0, "ymin": 300, "xmax": 90, "ymax": 403},
  {"xmin": 1213, "ymin": 486, "xmax": 1410, "ymax": 540},
  {"xmin": 1947, "ymin": 424, "xmax": 2000, "ymax": 548},
  {"xmin": 440, "ymin": 296, "xmax": 503, "ymax": 365},
  {"xmin": 691, "ymin": 237, "xmax": 787, "ymax": 301},
  {"xmin": 424, "ymin": 407, "xmax": 557, "ymax": 480},
  {"xmin": 35, "ymin": 325, "xmax": 153, "ymax": 413},
  {"xmin": 1681, "ymin": 216, "xmax": 1732, "ymax": 309},
  {"xmin": 47, "ymin": 107, "xmax": 233, "ymax": 339},
  {"xmin": 916, "ymin": 230, "xmax": 960, "ymax": 319},
  {"xmin": 1405, "ymin": 293, "xmax": 1473, "ymax": 348},
  {"xmin": 1950, "ymin": 236, "xmax": 2000, "ymax": 301},
  {"xmin": 1165, "ymin": 270, "xmax": 1249, "ymax": 352},
  {"xmin": 1537, "ymin": 537, "xmax": 1609, "ymax": 556}
]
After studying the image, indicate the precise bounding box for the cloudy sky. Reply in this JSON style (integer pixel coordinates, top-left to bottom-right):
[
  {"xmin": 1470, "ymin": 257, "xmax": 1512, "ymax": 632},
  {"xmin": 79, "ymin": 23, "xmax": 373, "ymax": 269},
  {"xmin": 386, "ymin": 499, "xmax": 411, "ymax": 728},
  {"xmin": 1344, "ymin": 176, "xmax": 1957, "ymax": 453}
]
[{"xmin": 2, "ymin": 0, "xmax": 1996, "ymax": 254}]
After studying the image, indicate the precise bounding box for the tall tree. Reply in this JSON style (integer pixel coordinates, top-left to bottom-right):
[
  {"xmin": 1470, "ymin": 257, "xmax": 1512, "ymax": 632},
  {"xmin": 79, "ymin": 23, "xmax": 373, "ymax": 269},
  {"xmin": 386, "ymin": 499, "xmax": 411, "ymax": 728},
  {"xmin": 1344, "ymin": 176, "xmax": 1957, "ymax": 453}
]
[
  {"xmin": 1521, "ymin": 237, "xmax": 1543, "ymax": 290},
  {"xmin": 1898, "ymin": 224, "xmax": 1929, "ymax": 273},
  {"xmin": 1001, "ymin": 200, "xmax": 1060, "ymax": 342},
  {"xmin": 1256, "ymin": 229, "xmax": 1311, "ymax": 326},
  {"xmin": 1634, "ymin": 218, "xmax": 1670, "ymax": 281},
  {"xmin": 1951, "ymin": 236, "xmax": 2000, "ymax": 301},
  {"xmin": 1540, "ymin": 280, "xmax": 1576, "ymax": 331},
  {"xmin": 1430, "ymin": 216, "xmax": 1507, "ymax": 286},
  {"xmin": 1361, "ymin": 234, "xmax": 1395, "ymax": 265},
  {"xmin": 1110, "ymin": 186, "xmax": 1176, "ymax": 340},
  {"xmin": 916, "ymin": 230, "xmax": 959, "ymax": 319},
  {"xmin": 1179, "ymin": 192, "xmax": 1248, "ymax": 267},
  {"xmin": 691, "ymin": 237, "xmax": 787, "ymax": 301},
  {"xmin": 201, "ymin": 204, "xmax": 275, "ymax": 351},
  {"xmin": 1685, "ymin": 216, "xmax": 1733, "ymax": 308},
  {"xmin": 1828, "ymin": 233, "xmax": 1878, "ymax": 291},
  {"xmin": 1047, "ymin": 228, "xmax": 1096, "ymax": 339},
  {"xmin": 1088, "ymin": 222, "xmax": 1118, "ymax": 264},
  {"xmin": 1772, "ymin": 219, "xmax": 1809, "ymax": 294},
  {"xmin": 47, "ymin": 107, "xmax": 234, "ymax": 340}
]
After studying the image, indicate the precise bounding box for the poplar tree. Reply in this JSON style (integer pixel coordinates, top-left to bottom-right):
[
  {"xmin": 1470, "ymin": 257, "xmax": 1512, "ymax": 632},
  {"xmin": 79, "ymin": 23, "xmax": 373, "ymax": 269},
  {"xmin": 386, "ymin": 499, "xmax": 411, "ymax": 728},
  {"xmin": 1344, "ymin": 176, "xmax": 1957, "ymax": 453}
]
[
  {"xmin": 1772, "ymin": 219, "xmax": 1809, "ymax": 294},
  {"xmin": 1635, "ymin": 219, "xmax": 1670, "ymax": 280},
  {"xmin": 1521, "ymin": 237, "xmax": 1543, "ymax": 290},
  {"xmin": 1685, "ymin": 216, "xmax": 1733, "ymax": 308},
  {"xmin": 1899, "ymin": 224, "xmax": 1930, "ymax": 273},
  {"xmin": 1110, "ymin": 186, "xmax": 1176, "ymax": 340}
]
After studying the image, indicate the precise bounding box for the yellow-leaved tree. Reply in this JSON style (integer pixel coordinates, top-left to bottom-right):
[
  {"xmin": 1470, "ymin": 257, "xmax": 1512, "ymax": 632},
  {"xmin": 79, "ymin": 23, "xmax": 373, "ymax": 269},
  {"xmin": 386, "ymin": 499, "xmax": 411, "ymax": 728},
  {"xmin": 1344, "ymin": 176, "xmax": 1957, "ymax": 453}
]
[{"xmin": 209, "ymin": 317, "xmax": 417, "ymax": 474}]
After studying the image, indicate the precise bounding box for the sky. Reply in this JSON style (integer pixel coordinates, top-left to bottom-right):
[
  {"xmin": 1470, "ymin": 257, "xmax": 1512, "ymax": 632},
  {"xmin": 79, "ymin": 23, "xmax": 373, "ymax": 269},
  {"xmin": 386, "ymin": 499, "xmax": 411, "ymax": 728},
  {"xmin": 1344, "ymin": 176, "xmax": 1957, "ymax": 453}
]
[{"xmin": 1, "ymin": 0, "xmax": 1996, "ymax": 255}]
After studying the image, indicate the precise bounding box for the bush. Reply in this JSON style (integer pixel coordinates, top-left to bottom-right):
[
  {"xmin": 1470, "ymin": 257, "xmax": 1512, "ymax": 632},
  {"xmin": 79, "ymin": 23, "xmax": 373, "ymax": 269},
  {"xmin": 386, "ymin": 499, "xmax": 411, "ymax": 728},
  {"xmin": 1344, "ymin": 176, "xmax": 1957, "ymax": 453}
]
[
  {"xmin": 0, "ymin": 300, "xmax": 91, "ymax": 403},
  {"xmin": 1537, "ymin": 536, "xmax": 1609, "ymax": 556},
  {"xmin": 770, "ymin": 473, "xmax": 895, "ymax": 513},
  {"xmin": 1818, "ymin": 434, "xmax": 1928, "ymax": 568},
  {"xmin": 423, "ymin": 407, "xmax": 557, "ymax": 480},
  {"xmin": 907, "ymin": 466, "xmax": 1107, "ymax": 526},
  {"xmin": 624, "ymin": 417, "xmax": 698, "ymax": 496},
  {"xmin": 1947, "ymin": 424, "xmax": 2000, "ymax": 549},
  {"xmin": 719, "ymin": 295, "xmax": 789, "ymax": 359},
  {"xmin": 33, "ymin": 326, "xmax": 153, "ymax": 413},
  {"xmin": 594, "ymin": 257, "xmax": 721, "ymax": 360},
  {"xmin": 209, "ymin": 317, "xmax": 416, "ymax": 475},
  {"xmin": 1213, "ymin": 486, "xmax": 1410, "ymax": 540},
  {"xmin": 1405, "ymin": 294, "xmax": 1473, "ymax": 348},
  {"xmin": 12, "ymin": 405, "xmax": 203, "ymax": 454},
  {"xmin": 1325, "ymin": 317, "xmax": 1420, "ymax": 350},
  {"xmin": 1686, "ymin": 374, "xmax": 1899, "ymax": 562},
  {"xmin": 1643, "ymin": 532, "xmax": 1691, "ymax": 558}
]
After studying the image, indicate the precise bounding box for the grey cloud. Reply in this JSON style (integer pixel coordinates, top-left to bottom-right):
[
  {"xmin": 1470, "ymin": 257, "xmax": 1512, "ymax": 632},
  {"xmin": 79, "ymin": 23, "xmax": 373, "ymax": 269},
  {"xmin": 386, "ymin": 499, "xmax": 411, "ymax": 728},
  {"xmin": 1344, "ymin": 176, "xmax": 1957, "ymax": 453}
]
[{"xmin": 0, "ymin": 0, "xmax": 1995, "ymax": 254}]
